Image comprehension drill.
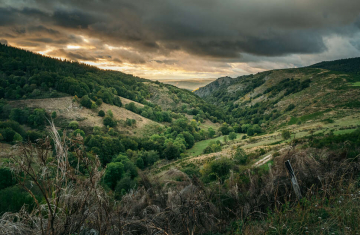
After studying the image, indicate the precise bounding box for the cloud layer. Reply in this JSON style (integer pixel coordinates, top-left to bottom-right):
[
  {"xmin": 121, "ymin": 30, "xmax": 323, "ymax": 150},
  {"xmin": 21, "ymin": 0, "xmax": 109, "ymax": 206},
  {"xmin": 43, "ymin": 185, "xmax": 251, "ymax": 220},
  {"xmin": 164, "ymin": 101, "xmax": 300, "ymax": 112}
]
[{"xmin": 1, "ymin": 0, "xmax": 360, "ymax": 81}]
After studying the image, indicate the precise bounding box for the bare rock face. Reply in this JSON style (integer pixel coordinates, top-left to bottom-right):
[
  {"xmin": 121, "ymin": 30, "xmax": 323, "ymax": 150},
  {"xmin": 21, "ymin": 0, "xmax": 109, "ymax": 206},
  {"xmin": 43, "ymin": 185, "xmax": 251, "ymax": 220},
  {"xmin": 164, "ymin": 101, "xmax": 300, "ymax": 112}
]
[{"xmin": 194, "ymin": 76, "xmax": 233, "ymax": 98}]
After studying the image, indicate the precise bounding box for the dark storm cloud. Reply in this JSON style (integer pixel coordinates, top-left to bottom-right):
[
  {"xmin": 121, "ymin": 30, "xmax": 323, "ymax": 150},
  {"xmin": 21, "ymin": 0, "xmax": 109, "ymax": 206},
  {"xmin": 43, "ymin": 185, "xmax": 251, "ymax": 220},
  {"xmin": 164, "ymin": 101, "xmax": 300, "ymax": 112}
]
[{"xmin": 0, "ymin": 0, "xmax": 360, "ymax": 62}]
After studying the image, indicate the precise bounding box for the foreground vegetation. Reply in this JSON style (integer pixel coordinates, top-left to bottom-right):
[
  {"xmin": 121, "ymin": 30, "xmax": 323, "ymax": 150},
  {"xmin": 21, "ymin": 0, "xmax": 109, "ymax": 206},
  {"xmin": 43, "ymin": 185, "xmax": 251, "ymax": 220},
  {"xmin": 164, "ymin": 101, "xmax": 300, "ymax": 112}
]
[{"xmin": 1, "ymin": 124, "xmax": 360, "ymax": 234}]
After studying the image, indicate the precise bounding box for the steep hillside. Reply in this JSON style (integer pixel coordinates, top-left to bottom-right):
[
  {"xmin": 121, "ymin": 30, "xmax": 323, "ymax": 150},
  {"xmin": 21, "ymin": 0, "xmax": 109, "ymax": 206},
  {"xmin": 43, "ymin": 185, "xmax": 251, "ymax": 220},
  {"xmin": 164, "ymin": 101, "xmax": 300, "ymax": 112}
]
[
  {"xmin": 0, "ymin": 43, "xmax": 225, "ymax": 123},
  {"xmin": 195, "ymin": 58, "xmax": 360, "ymax": 129},
  {"xmin": 9, "ymin": 97, "xmax": 160, "ymax": 136}
]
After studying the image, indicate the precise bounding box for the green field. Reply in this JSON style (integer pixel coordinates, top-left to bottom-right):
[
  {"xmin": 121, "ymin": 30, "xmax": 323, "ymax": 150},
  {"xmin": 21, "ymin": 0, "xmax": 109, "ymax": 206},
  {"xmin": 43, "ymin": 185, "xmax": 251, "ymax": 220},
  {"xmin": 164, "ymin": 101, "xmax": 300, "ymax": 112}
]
[
  {"xmin": 352, "ymin": 82, "xmax": 360, "ymax": 86},
  {"xmin": 185, "ymin": 133, "xmax": 243, "ymax": 156}
]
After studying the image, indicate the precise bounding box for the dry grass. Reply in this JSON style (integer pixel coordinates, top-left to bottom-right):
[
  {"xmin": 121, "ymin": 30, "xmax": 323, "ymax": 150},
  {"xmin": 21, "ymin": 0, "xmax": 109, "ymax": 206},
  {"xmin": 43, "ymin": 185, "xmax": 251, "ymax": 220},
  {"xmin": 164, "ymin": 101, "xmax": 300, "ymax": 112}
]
[{"xmin": 9, "ymin": 97, "xmax": 161, "ymax": 136}]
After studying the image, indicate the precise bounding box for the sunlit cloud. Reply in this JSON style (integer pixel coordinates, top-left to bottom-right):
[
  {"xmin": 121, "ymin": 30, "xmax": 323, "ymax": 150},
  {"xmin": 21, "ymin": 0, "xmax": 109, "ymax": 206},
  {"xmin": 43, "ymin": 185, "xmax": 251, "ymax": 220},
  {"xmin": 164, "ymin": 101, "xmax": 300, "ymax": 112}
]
[{"xmin": 0, "ymin": 0, "xmax": 359, "ymax": 85}]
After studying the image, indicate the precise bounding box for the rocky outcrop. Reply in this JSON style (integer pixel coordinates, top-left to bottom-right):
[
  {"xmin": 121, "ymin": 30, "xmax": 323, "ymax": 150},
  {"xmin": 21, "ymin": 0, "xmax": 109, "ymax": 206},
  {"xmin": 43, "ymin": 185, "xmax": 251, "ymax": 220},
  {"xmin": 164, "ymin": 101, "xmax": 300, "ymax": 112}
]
[{"xmin": 194, "ymin": 76, "xmax": 233, "ymax": 98}]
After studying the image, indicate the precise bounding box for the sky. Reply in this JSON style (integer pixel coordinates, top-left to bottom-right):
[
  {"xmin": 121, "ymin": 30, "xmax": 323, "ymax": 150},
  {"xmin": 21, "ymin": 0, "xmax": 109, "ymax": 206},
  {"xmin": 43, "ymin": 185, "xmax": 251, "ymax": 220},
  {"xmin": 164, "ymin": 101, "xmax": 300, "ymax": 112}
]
[{"xmin": 1, "ymin": 0, "xmax": 360, "ymax": 88}]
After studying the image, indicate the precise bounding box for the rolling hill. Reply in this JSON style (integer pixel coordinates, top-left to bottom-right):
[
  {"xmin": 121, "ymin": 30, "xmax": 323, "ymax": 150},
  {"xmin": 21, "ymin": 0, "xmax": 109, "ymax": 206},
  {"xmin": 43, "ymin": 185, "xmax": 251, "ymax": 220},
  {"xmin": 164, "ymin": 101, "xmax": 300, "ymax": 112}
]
[{"xmin": 195, "ymin": 58, "xmax": 360, "ymax": 130}]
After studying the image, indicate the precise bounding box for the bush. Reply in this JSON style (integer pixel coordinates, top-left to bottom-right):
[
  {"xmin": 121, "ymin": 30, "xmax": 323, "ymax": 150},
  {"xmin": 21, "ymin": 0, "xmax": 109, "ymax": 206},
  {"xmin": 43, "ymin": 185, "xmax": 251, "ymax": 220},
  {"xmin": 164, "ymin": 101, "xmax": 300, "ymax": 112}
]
[
  {"xmin": 80, "ymin": 95, "xmax": 92, "ymax": 108},
  {"xmin": 103, "ymin": 117, "xmax": 116, "ymax": 127},
  {"xmin": 98, "ymin": 110, "xmax": 105, "ymax": 117},
  {"xmin": 203, "ymin": 141, "xmax": 222, "ymax": 154},
  {"xmin": 182, "ymin": 131, "xmax": 195, "ymax": 149},
  {"xmin": 0, "ymin": 168, "xmax": 16, "ymax": 190},
  {"xmin": 51, "ymin": 111, "xmax": 57, "ymax": 119},
  {"xmin": 114, "ymin": 176, "xmax": 136, "ymax": 200},
  {"xmin": 26, "ymin": 130, "xmax": 43, "ymax": 143},
  {"xmin": 0, "ymin": 186, "xmax": 35, "ymax": 214},
  {"xmin": 208, "ymin": 127, "xmax": 216, "ymax": 138},
  {"xmin": 73, "ymin": 129, "xmax": 85, "ymax": 138},
  {"xmin": 68, "ymin": 121, "xmax": 79, "ymax": 129},
  {"xmin": 96, "ymin": 98, "xmax": 103, "ymax": 106},
  {"xmin": 181, "ymin": 164, "xmax": 200, "ymax": 178},
  {"xmin": 113, "ymin": 96, "xmax": 122, "ymax": 107},
  {"xmin": 219, "ymin": 123, "xmax": 230, "ymax": 135},
  {"xmin": 104, "ymin": 162, "xmax": 124, "ymax": 190},
  {"xmin": 229, "ymin": 132, "xmax": 237, "ymax": 140},
  {"xmin": 285, "ymin": 103, "xmax": 296, "ymax": 112},
  {"xmin": 233, "ymin": 147, "xmax": 248, "ymax": 165},
  {"xmin": 136, "ymin": 157, "xmax": 145, "ymax": 169},
  {"xmin": 282, "ymin": 130, "xmax": 291, "ymax": 140},
  {"xmin": 13, "ymin": 133, "xmax": 23, "ymax": 142},
  {"xmin": 163, "ymin": 142, "xmax": 181, "ymax": 160},
  {"xmin": 201, "ymin": 157, "xmax": 234, "ymax": 183},
  {"xmin": 0, "ymin": 127, "xmax": 16, "ymax": 142}
]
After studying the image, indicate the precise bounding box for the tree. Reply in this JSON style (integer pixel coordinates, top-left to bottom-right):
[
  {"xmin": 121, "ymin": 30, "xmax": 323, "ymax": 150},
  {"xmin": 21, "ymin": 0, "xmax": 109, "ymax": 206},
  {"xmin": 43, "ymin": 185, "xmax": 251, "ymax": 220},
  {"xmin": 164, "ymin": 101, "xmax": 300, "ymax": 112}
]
[
  {"xmin": 98, "ymin": 110, "xmax": 105, "ymax": 117},
  {"xmin": 208, "ymin": 127, "xmax": 216, "ymax": 138},
  {"xmin": 80, "ymin": 95, "xmax": 92, "ymax": 108},
  {"xmin": 233, "ymin": 147, "xmax": 248, "ymax": 165},
  {"xmin": 13, "ymin": 133, "xmax": 23, "ymax": 142},
  {"xmin": 219, "ymin": 123, "xmax": 230, "ymax": 135},
  {"xmin": 121, "ymin": 138, "xmax": 138, "ymax": 151},
  {"xmin": 68, "ymin": 121, "xmax": 79, "ymax": 129},
  {"xmin": 125, "ymin": 102, "xmax": 137, "ymax": 113},
  {"xmin": 0, "ymin": 168, "xmax": 16, "ymax": 190},
  {"xmin": 163, "ymin": 142, "xmax": 180, "ymax": 160},
  {"xmin": 104, "ymin": 162, "xmax": 124, "ymax": 190},
  {"xmin": 51, "ymin": 111, "xmax": 57, "ymax": 119},
  {"xmin": 10, "ymin": 108, "xmax": 28, "ymax": 124},
  {"xmin": 223, "ymin": 135, "xmax": 228, "ymax": 143},
  {"xmin": 247, "ymin": 128, "xmax": 255, "ymax": 136},
  {"xmin": 95, "ymin": 98, "xmax": 103, "ymax": 106},
  {"xmin": 73, "ymin": 129, "xmax": 85, "ymax": 138},
  {"xmin": 0, "ymin": 128, "xmax": 15, "ymax": 142},
  {"xmin": 229, "ymin": 132, "xmax": 237, "ymax": 141},
  {"xmin": 201, "ymin": 157, "xmax": 233, "ymax": 183},
  {"xmin": 113, "ymin": 96, "xmax": 122, "ymax": 107},
  {"xmin": 136, "ymin": 157, "xmax": 145, "ymax": 169},
  {"xmin": 103, "ymin": 117, "xmax": 116, "ymax": 127},
  {"xmin": 107, "ymin": 110, "xmax": 114, "ymax": 118},
  {"xmin": 29, "ymin": 109, "xmax": 46, "ymax": 127},
  {"xmin": 282, "ymin": 130, "xmax": 292, "ymax": 140},
  {"xmin": 182, "ymin": 131, "xmax": 195, "ymax": 149}
]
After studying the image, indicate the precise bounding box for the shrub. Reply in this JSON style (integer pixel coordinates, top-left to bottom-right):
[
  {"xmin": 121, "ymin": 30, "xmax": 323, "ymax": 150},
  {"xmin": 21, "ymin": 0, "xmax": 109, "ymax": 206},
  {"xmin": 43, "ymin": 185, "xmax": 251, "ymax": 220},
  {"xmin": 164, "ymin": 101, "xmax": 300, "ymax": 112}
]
[
  {"xmin": 282, "ymin": 130, "xmax": 291, "ymax": 140},
  {"xmin": 163, "ymin": 142, "xmax": 181, "ymax": 160},
  {"xmin": 203, "ymin": 141, "xmax": 222, "ymax": 154},
  {"xmin": 73, "ymin": 129, "xmax": 85, "ymax": 138},
  {"xmin": 182, "ymin": 131, "xmax": 195, "ymax": 149},
  {"xmin": 104, "ymin": 162, "xmax": 124, "ymax": 190},
  {"xmin": 103, "ymin": 117, "xmax": 116, "ymax": 127},
  {"xmin": 0, "ymin": 186, "xmax": 35, "ymax": 214},
  {"xmin": 114, "ymin": 176, "xmax": 136, "ymax": 200},
  {"xmin": 201, "ymin": 157, "xmax": 234, "ymax": 183},
  {"xmin": 107, "ymin": 110, "xmax": 114, "ymax": 118},
  {"xmin": 234, "ymin": 147, "xmax": 248, "ymax": 165},
  {"xmin": 13, "ymin": 133, "xmax": 23, "ymax": 142},
  {"xmin": 80, "ymin": 95, "xmax": 92, "ymax": 108},
  {"xmin": 98, "ymin": 110, "xmax": 105, "ymax": 117},
  {"xmin": 0, "ymin": 168, "xmax": 16, "ymax": 190},
  {"xmin": 229, "ymin": 132, "xmax": 237, "ymax": 140},
  {"xmin": 96, "ymin": 98, "xmax": 103, "ymax": 106},
  {"xmin": 51, "ymin": 111, "xmax": 57, "ymax": 119},
  {"xmin": 68, "ymin": 121, "xmax": 79, "ymax": 129},
  {"xmin": 113, "ymin": 96, "xmax": 122, "ymax": 107},
  {"xmin": 285, "ymin": 103, "xmax": 296, "ymax": 112}
]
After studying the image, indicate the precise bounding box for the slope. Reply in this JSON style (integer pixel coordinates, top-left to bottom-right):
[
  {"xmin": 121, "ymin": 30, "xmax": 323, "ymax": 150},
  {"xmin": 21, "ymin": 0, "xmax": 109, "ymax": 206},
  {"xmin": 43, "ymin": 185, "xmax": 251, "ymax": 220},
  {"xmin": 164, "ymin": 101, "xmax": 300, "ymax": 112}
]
[{"xmin": 194, "ymin": 58, "xmax": 360, "ymax": 130}]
